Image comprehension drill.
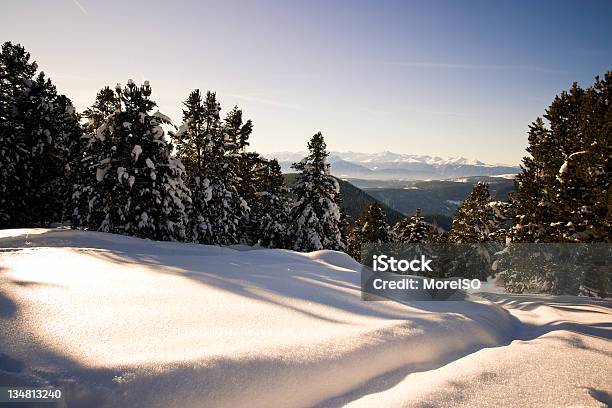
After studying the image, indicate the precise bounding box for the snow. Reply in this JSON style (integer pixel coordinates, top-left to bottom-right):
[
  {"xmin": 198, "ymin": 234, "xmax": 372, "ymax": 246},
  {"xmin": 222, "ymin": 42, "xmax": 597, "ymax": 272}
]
[
  {"xmin": 117, "ymin": 166, "xmax": 126, "ymax": 181},
  {"xmin": 330, "ymin": 294, "xmax": 612, "ymax": 407},
  {"xmin": 96, "ymin": 165, "xmax": 109, "ymax": 182},
  {"xmin": 559, "ymin": 151, "xmax": 588, "ymax": 176},
  {"xmin": 152, "ymin": 110, "xmax": 173, "ymax": 125},
  {"xmin": 0, "ymin": 229, "xmax": 610, "ymax": 408},
  {"xmin": 95, "ymin": 124, "xmax": 107, "ymax": 141},
  {"xmin": 491, "ymin": 173, "xmax": 516, "ymax": 179},
  {"xmin": 131, "ymin": 144, "xmax": 142, "ymax": 162}
]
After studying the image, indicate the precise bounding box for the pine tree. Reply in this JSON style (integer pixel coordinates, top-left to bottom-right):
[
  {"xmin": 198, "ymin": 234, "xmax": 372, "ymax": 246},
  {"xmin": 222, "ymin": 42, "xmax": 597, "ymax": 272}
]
[
  {"xmin": 52, "ymin": 93, "xmax": 84, "ymax": 224},
  {"xmin": 0, "ymin": 42, "xmax": 37, "ymax": 227},
  {"xmin": 502, "ymin": 72, "xmax": 611, "ymax": 296},
  {"xmin": 388, "ymin": 208, "xmax": 442, "ymax": 276},
  {"xmin": 425, "ymin": 224, "xmax": 442, "ymax": 243},
  {"xmin": 253, "ymin": 159, "xmax": 291, "ymax": 248},
  {"xmin": 0, "ymin": 42, "xmax": 81, "ymax": 227},
  {"xmin": 449, "ymin": 182, "xmax": 499, "ymax": 243},
  {"xmin": 289, "ymin": 132, "xmax": 346, "ymax": 252},
  {"xmin": 446, "ymin": 182, "xmax": 503, "ymax": 280},
  {"xmin": 510, "ymin": 74, "xmax": 611, "ymax": 243},
  {"xmin": 393, "ymin": 208, "xmax": 429, "ymax": 243},
  {"xmin": 233, "ymin": 152, "xmax": 265, "ymax": 244},
  {"xmin": 171, "ymin": 90, "xmax": 248, "ymax": 244},
  {"xmin": 71, "ymin": 87, "xmax": 118, "ymax": 228},
  {"xmin": 75, "ymin": 80, "xmax": 191, "ymax": 240},
  {"xmin": 223, "ymin": 106, "xmax": 253, "ymax": 152},
  {"xmin": 223, "ymin": 107, "xmax": 256, "ymax": 243},
  {"xmin": 347, "ymin": 202, "xmax": 391, "ymax": 261}
]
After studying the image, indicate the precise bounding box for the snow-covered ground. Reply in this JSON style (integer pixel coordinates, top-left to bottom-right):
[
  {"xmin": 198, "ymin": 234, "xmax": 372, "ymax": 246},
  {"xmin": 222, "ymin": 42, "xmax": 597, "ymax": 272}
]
[{"xmin": 1, "ymin": 229, "xmax": 610, "ymax": 407}]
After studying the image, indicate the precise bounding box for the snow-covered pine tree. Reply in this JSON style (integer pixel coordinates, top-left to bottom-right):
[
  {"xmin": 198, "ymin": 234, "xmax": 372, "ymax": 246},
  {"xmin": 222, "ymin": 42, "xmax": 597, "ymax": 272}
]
[
  {"xmin": 388, "ymin": 208, "xmax": 441, "ymax": 276},
  {"xmin": 71, "ymin": 87, "xmax": 118, "ymax": 228},
  {"xmin": 510, "ymin": 73, "xmax": 611, "ymax": 244},
  {"xmin": 50, "ymin": 93, "xmax": 83, "ymax": 224},
  {"xmin": 446, "ymin": 182, "xmax": 503, "ymax": 280},
  {"xmin": 503, "ymin": 72, "xmax": 611, "ymax": 296},
  {"xmin": 289, "ymin": 132, "xmax": 346, "ymax": 252},
  {"xmin": 253, "ymin": 159, "xmax": 291, "ymax": 248},
  {"xmin": 347, "ymin": 202, "xmax": 391, "ymax": 261},
  {"xmin": 449, "ymin": 182, "xmax": 500, "ymax": 243},
  {"xmin": 223, "ymin": 107, "xmax": 256, "ymax": 243},
  {"xmin": 0, "ymin": 42, "xmax": 81, "ymax": 227},
  {"xmin": 171, "ymin": 90, "xmax": 247, "ymax": 245},
  {"xmin": 75, "ymin": 80, "xmax": 191, "ymax": 241},
  {"xmin": 393, "ymin": 208, "xmax": 430, "ymax": 243},
  {"xmin": 231, "ymin": 152, "xmax": 261, "ymax": 243},
  {"xmin": 0, "ymin": 42, "xmax": 37, "ymax": 227}
]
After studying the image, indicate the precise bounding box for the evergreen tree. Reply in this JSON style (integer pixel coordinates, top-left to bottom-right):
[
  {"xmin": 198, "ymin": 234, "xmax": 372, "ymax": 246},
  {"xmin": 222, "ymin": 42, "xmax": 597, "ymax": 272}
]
[
  {"xmin": 425, "ymin": 224, "xmax": 442, "ymax": 243},
  {"xmin": 0, "ymin": 42, "xmax": 81, "ymax": 227},
  {"xmin": 223, "ymin": 106, "xmax": 253, "ymax": 152},
  {"xmin": 233, "ymin": 151, "xmax": 265, "ymax": 244},
  {"xmin": 447, "ymin": 182, "xmax": 503, "ymax": 280},
  {"xmin": 253, "ymin": 159, "xmax": 291, "ymax": 248},
  {"xmin": 289, "ymin": 132, "xmax": 346, "ymax": 252},
  {"xmin": 388, "ymin": 208, "xmax": 442, "ymax": 277},
  {"xmin": 347, "ymin": 202, "xmax": 391, "ymax": 261},
  {"xmin": 449, "ymin": 182, "xmax": 499, "ymax": 243},
  {"xmin": 171, "ymin": 90, "xmax": 248, "ymax": 244},
  {"xmin": 72, "ymin": 87, "xmax": 118, "ymax": 228},
  {"xmin": 393, "ymin": 208, "xmax": 429, "ymax": 243},
  {"xmin": 510, "ymin": 73, "xmax": 611, "ymax": 243},
  {"xmin": 223, "ymin": 108, "xmax": 256, "ymax": 243},
  {"xmin": 0, "ymin": 42, "xmax": 36, "ymax": 227},
  {"xmin": 53, "ymin": 93, "xmax": 84, "ymax": 224},
  {"xmin": 502, "ymin": 72, "xmax": 611, "ymax": 296},
  {"xmin": 75, "ymin": 80, "xmax": 191, "ymax": 240}
]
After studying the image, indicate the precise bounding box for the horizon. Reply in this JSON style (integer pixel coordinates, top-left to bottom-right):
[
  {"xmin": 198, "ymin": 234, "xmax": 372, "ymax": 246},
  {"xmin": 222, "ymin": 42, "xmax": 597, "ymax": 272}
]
[
  {"xmin": 265, "ymin": 149, "xmax": 517, "ymax": 167},
  {"xmin": 2, "ymin": 0, "xmax": 611, "ymax": 164}
]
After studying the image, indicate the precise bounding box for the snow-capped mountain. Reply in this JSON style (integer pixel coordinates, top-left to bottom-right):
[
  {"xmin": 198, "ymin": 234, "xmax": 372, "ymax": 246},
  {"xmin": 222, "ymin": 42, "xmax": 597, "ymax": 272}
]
[{"xmin": 267, "ymin": 151, "xmax": 519, "ymax": 180}]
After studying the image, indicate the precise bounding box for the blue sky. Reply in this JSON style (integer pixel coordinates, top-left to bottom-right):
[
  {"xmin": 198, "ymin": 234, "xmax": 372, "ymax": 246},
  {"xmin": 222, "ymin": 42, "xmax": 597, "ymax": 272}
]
[{"xmin": 1, "ymin": 0, "xmax": 610, "ymax": 164}]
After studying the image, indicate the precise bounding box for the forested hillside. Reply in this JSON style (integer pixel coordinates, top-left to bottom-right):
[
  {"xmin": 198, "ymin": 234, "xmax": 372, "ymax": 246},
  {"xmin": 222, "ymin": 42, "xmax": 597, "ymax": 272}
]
[{"xmin": 283, "ymin": 173, "xmax": 404, "ymax": 225}]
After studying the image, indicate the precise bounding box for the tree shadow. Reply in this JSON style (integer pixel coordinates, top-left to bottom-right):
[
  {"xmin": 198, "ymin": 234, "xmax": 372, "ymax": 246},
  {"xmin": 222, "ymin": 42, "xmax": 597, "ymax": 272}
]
[
  {"xmin": 583, "ymin": 387, "xmax": 612, "ymax": 406},
  {"xmin": 0, "ymin": 266, "xmax": 18, "ymax": 318},
  {"xmin": 1, "ymin": 265, "xmax": 62, "ymax": 319},
  {"xmin": 479, "ymin": 293, "xmax": 612, "ymax": 341}
]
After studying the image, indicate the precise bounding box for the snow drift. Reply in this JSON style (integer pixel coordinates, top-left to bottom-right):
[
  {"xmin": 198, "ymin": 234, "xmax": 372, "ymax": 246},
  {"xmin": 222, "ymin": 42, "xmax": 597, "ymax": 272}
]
[{"xmin": 0, "ymin": 229, "xmax": 610, "ymax": 407}]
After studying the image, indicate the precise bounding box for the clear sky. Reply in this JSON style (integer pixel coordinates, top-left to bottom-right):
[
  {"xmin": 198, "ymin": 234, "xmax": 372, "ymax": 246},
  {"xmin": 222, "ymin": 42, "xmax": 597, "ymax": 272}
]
[{"xmin": 1, "ymin": 0, "xmax": 610, "ymax": 164}]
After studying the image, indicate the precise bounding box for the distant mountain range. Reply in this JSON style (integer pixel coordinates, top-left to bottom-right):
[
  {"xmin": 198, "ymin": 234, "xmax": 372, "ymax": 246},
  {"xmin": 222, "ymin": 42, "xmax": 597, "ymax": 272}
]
[{"xmin": 268, "ymin": 151, "xmax": 519, "ymax": 181}]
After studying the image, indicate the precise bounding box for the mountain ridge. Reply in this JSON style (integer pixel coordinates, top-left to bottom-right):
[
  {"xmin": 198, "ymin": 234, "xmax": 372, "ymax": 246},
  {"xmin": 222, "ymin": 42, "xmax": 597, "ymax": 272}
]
[{"xmin": 266, "ymin": 151, "xmax": 519, "ymax": 181}]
